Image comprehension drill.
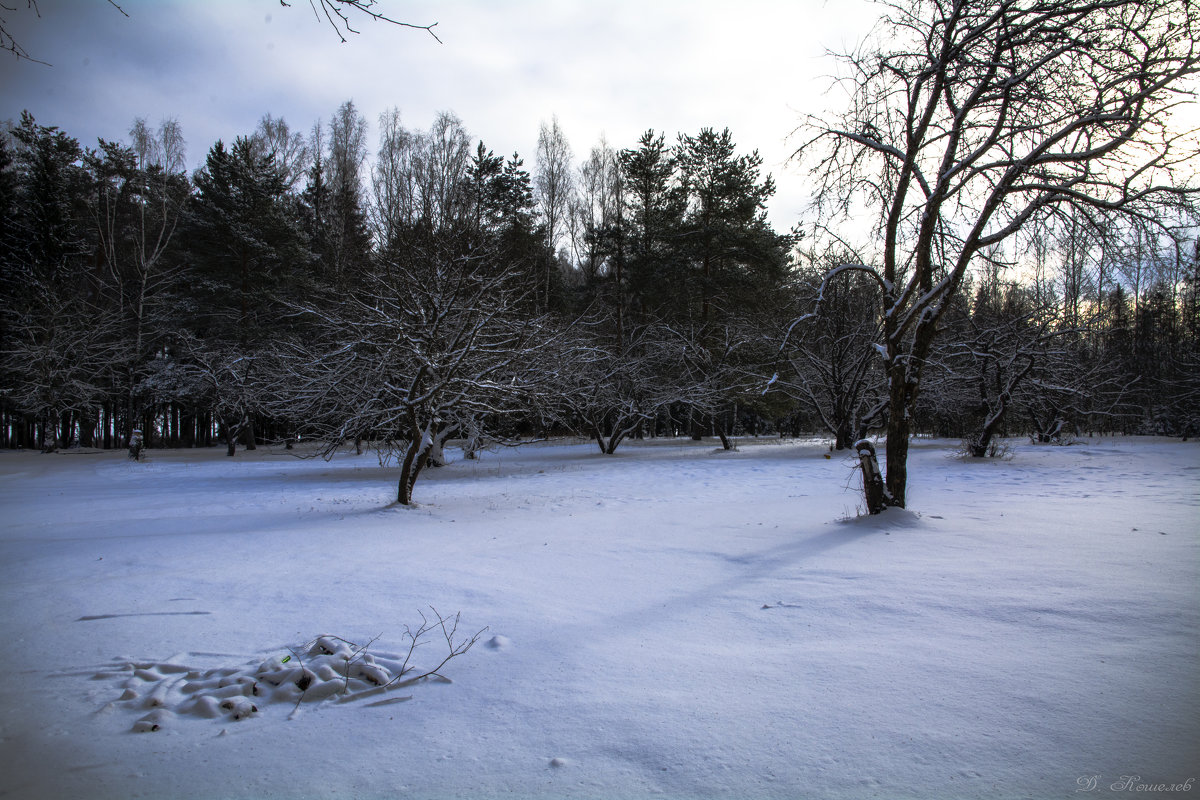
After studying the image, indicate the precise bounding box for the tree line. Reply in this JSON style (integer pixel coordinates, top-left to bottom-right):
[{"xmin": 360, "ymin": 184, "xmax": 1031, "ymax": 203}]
[{"xmin": 2, "ymin": 10, "xmax": 1198, "ymax": 507}]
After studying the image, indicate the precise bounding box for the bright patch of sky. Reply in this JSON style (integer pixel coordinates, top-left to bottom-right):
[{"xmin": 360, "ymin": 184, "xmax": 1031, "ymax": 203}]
[{"xmin": 0, "ymin": 0, "xmax": 877, "ymax": 231}]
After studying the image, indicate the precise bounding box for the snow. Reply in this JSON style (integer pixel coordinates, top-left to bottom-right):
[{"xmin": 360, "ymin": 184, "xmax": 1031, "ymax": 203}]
[{"xmin": 0, "ymin": 436, "xmax": 1196, "ymax": 799}]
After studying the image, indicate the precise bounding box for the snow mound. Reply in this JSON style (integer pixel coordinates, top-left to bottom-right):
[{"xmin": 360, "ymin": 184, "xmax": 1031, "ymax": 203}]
[{"xmin": 103, "ymin": 635, "xmax": 452, "ymax": 732}]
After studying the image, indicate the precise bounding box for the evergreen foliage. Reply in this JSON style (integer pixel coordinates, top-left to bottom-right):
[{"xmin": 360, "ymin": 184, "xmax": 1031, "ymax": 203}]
[{"xmin": 0, "ymin": 97, "xmax": 1195, "ymax": 487}]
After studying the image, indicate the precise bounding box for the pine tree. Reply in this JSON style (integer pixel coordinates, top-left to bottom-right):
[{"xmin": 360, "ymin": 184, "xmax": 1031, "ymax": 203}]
[
  {"xmin": 1, "ymin": 113, "xmax": 103, "ymax": 449},
  {"xmin": 675, "ymin": 128, "xmax": 791, "ymax": 327},
  {"xmin": 8, "ymin": 112, "xmax": 89, "ymax": 293},
  {"xmin": 185, "ymin": 137, "xmax": 311, "ymax": 343},
  {"xmin": 301, "ymin": 145, "xmax": 333, "ymax": 280},
  {"xmin": 617, "ymin": 130, "xmax": 686, "ymax": 323},
  {"xmin": 182, "ymin": 137, "xmax": 314, "ymax": 453}
]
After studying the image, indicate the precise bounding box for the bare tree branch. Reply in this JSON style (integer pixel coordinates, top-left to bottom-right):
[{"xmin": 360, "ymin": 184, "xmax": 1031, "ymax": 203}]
[
  {"xmin": 0, "ymin": 0, "xmax": 50, "ymax": 64},
  {"xmin": 280, "ymin": 0, "xmax": 441, "ymax": 43}
]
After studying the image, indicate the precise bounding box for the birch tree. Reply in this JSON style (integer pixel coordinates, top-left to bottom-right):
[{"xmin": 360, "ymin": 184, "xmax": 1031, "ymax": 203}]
[
  {"xmin": 534, "ymin": 116, "xmax": 574, "ymax": 309},
  {"xmin": 250, "ymin": 113, "xmax": 312, "ymax": 193}
]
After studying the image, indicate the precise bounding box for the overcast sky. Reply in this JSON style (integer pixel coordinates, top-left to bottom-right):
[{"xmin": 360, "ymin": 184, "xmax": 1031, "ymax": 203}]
[{"xmin": 0, "ymin": 0, "xmax": 877, "ymax": 230}]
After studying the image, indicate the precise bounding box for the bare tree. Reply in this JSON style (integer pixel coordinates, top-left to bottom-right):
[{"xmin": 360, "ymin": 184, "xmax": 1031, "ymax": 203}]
[
  {"xmin": 283, "ymin": 238, "xmax": 552, "ymax": 505},
  {"xmin": 1023, "ymin": 343, "xmax": 1133, "ymax": 442},
  {"xmin": 933, "ymin": 277, "xmax": 1060, "ymax": 456},
  {"xmin": 1, "ymin": 292, "xmax": 120, "ymax": 450},
  {"xmin": 777, "ymin": 248, "xmax": 887, "ymax": 450},
  {"xmin": 250, "ymin": 114, "xmax": 312, "ymax": 192},
  {"xmin": 369, "ymin": 110, "xmax": 472, "ymax": 248},
  {"xmin": 326, "ymin": 100, "xmax": 368, "ymax": 203},
  {"xmin": 572, "ymin": 136, "xmax": 621, "ymax": 279},
  {"xmin": 416, "ymin": 111, "xmax": 471, "ymax": 230},
  {"xmin": 534, "ymin": 116, "xmax": 575, "ymax": 307},
  {"xmin": 128, "ymin": 117, "xmax": 185, "ymax": 173},
  {"xmin": 555, "ymin": 318, "xmax": 689, "ymax": 455},
  {"xmin": 370, "ymin": 107, "xmax": 417, "ymax": 251},
  {"xmin": 157, "ymin": 118, "xmax": 186, "ymax": 175},
  {"xmin": 176, "ymin": 336, "xmax": 265, "ymax": 457},
  {"xmin": 87, "ymin": 127, "xmax": 190, "ymax": 449},
  {"xmin": 793, "ymin": 0, "xmax": 1199, "ymax": 510},
  {"xmin": 322, "ymin": 100, "xmax": 371, "ymax": 283}
]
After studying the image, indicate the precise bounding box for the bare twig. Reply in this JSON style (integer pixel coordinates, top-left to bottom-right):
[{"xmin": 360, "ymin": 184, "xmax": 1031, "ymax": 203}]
[
  {"xmin": 1, "ymin": 0, "xmax": 51, "ymax": 64},
  {"xmin": 383, "ymin": 607, "xmax": 486, "ymax": 689},
  {"xmin": 282, "ymin": 0, "xmax": 441, "ymax": 43}
]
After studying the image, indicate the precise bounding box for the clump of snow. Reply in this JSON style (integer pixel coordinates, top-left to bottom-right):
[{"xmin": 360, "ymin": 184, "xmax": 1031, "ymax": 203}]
[{"xmin": 103, "ymin": 634, "xmax": 451, "ymax": 732}]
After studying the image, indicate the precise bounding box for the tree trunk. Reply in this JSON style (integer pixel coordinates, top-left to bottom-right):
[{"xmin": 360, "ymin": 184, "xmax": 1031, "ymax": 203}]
[
  {"xmin": 968, "ymin": 412, "xmax": 999, "ymax": 458},
  {"xmin": 242, "ymin": 418, "xmax": 257, "ymax": 451},
  {"xmin": 834, "ymin": 422, "xmax": 854, "ymax": 451},
  {"xmin": 463, "ymin": 432, "xmax": 480, "ymax": 459},
  {"xmin": 426, "ymin": 422, "xmax": 456, "ymax": 467},
  {"xmin": 79, "ymin": 409, "xmax": 96, "ymax": 448},
  {"xmin": 716, "ymin": 419, "xmax": 732, "ymax": 451},
  {"xmin": 170, "ymin": 404, "xmax": 181, "ymax": 448},
  {"xmin": 40, "ymin": 415, "xmax": 56, "ymax": 453},
  {"xmin": 181, "ymin": 410, "xmax": 195, "ymax": 448},
  {"xmin": 716, "ymin": 407, "xmax": 734, "ymax": 450},
  {"xmin": 60, "ymin": 410, "xmax": 74, "ymax": 449},
  {"xmin": 23, "ymin": 414, "xmax": 36, "ymax": 449},
  {"xmin": 219, "ymin": 418, "xmax": 238, "ymax": 456},
  {"xmin": 143, "ymin": 410, "xmax": 156, "ymax": 449},
  {"xmin": 396, "ymin": 429, "xmax": 432, "ymax": 506},
  {"xmin": 855, "ymin": 439, "xmax": 888, "ymax": 515},
  {"xmin": 968, "ymin": 403, "xmax": 1009, "ymax": 458},
  {"xmin": 128, "ymin": 429, "xmax": 144, "ymax": 461},
  {"xmin": 883, "ymin": 409, "xmax": 909, "ymax": 509}
]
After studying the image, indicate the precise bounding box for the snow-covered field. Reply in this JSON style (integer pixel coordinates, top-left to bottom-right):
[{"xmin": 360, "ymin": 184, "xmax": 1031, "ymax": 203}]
[{"xmin": 0, "ymin": 436, "xmax": 1196, "ymax": 800}]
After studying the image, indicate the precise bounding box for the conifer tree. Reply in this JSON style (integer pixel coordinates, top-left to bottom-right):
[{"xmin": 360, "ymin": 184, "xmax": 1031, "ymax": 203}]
[
  {"xmin": 618, "ymin": 130, "xmax": 686, "ymax": 323},
  {"xmin": 1, "ymin": 113, "xmax": 102, "ymax": 450},
  {"xmin": 676, "ymin": 128, "xmax": 791, "ymax": 327},
  {"xmin": 182, "ymin": 136, "xmax": 313, "ymax": 452}
]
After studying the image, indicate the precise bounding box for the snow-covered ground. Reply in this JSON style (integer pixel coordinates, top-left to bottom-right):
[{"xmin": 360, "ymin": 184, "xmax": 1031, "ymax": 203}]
[{"xmin": 0, "ymin": 436, "xmax": 1196, "ymax": 800}]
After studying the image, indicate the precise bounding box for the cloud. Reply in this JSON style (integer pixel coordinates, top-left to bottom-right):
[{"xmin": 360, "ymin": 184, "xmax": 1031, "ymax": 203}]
[{"xmin": 0, "ymin": 0, "xmax": 879, "ymax": 229}]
